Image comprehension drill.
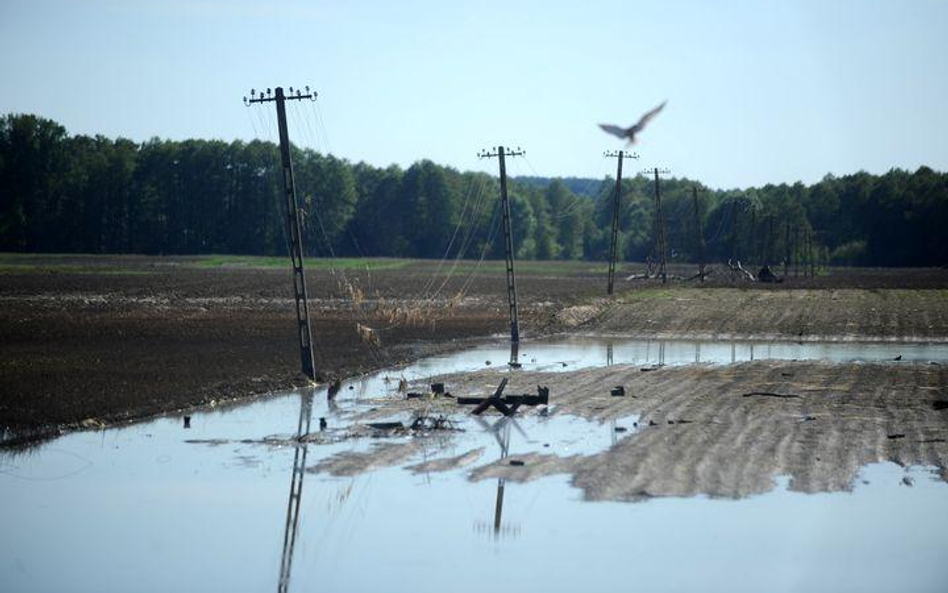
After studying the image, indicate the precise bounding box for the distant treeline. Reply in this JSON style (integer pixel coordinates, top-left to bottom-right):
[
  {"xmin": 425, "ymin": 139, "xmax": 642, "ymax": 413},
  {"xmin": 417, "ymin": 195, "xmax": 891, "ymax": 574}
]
[{"xmin": 1, "ymin": 113, "xmax": 946, "ymax": 267}]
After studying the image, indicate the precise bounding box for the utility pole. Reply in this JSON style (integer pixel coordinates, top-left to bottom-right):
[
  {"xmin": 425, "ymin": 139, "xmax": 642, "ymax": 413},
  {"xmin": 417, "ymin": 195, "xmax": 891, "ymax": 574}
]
[
  {"xmin": 691, "ymin": 186, "xmax": 707, "ymax": 281},
  {"xmin": 643, "ymin": 167, "xmax": 671, "ymax": 283},
  {"xmin": 479, "ymin": 146, "xmax": 525, "ymax": 366},
  {"xmin": 604, "ymin": 150, "xmax": 639, "ymax": 295},
  {"xmin": 245, "ymin": 86, "xmax": 317, "ymax": 380}
]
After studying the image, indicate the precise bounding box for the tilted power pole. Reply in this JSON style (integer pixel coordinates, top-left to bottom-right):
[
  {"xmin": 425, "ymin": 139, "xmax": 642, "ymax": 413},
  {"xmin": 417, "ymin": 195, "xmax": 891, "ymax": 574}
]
[
  {"xmin": 604, "ymin": 150, "xmax": 639, "ymax": 295},
  {"xmin": 643, "ymin": 167, "xmax": 671, "ymax": 283},
  {"xmin": 478, "ymin": 146, "xmax": 525, "ymax": 366},
  {"xmin": 245, "ymin": 86, "xmax": 317, "ymax": 380}
]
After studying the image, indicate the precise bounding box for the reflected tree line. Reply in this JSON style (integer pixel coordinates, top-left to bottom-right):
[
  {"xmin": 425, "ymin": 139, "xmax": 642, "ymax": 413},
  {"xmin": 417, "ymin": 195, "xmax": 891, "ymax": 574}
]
[{"xmin": 2, "ymin": 113, "xmax": 946, "ymax": 267}]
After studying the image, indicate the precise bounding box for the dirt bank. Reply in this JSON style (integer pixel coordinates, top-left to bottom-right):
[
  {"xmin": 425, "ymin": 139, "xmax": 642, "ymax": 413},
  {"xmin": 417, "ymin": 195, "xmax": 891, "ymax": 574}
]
[{"xmin": 580, "ymin": 288, "xmax": 948, "ymax": 342}]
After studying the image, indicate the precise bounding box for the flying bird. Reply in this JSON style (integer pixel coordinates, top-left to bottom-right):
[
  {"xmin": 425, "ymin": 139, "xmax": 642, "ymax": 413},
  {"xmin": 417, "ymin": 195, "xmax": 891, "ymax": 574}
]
[{"xmin": 599, "ymin": 100, "xmax": 667, "ymax": 145}]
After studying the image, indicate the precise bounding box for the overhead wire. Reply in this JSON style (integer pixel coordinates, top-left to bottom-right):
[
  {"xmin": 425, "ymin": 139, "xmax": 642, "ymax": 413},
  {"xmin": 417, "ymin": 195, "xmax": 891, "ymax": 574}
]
[
  {"xmin": 289, "ymin": 99, "xmax": 390, "ymax": 366},
  {"xmin": 415, "ymin": 172, "xmax": 481, "ymax": 301},
  {"xmin": 420, "ymin": 173, "xmax": 495, "ymax": 304}
]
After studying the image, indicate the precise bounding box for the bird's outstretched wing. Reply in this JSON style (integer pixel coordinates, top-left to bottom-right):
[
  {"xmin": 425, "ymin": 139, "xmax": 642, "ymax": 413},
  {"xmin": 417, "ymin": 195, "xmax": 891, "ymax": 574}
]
[
  {"xmin": 598, "ymin": 123, "xmax": 628, "ymax": 139},
  {"xmin": 630, "ymin": 100, "xmax": 667, "ymax": 134}
]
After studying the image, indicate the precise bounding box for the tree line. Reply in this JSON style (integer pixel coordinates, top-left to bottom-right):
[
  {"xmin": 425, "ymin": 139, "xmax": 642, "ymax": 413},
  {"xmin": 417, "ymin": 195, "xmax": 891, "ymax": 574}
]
[{"xmin": 1, "ymin": 113, "xmax": 945, "ymax": 267}]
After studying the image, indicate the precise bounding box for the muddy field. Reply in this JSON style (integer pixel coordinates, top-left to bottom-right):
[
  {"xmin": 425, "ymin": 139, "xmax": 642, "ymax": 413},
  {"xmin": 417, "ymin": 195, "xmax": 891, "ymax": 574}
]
[
  {"xmin": 350, "ymin": 360, "xmax": 946, "ymax": 501},
  {"xmin": 1, "ymin": 254, "xmax": 947, "ymax": 441}
]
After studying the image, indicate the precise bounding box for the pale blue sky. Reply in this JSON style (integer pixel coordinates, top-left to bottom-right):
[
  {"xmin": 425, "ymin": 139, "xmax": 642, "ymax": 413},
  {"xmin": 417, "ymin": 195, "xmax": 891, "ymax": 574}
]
[{"xmin": 1, "ymin": 0, "xmax": 945, "ymax": 188}]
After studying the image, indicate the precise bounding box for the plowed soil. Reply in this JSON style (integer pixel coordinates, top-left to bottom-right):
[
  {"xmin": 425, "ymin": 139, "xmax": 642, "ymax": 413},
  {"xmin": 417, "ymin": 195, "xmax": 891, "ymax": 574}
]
[{"xmin": 2, "ymin": 254, "xmax": 947, "ymax": 445}]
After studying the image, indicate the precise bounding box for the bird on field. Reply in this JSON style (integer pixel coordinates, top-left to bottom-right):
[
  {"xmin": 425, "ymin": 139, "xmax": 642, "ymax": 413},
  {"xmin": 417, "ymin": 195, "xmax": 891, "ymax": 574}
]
[{"xmin": 599, "ymin": 101, "xmax": 667, "ymax": 145}]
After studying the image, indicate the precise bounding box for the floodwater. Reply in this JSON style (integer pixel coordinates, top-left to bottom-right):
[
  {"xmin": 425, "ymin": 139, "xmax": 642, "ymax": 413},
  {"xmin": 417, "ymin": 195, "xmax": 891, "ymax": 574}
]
[
  {"xmin": 3, "ymin": 337, "xmax": 948, "ymax": 593},
  {"xmin": 464, "ymin": 335, "xmax": 948, "ymax": 371}
]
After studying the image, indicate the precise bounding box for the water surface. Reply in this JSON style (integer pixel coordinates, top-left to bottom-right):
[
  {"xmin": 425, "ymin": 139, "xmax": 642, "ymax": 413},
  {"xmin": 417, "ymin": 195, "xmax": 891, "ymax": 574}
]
[{"xmin": 3, "ymin": 337, "xmax": 947, "ymax": 593}]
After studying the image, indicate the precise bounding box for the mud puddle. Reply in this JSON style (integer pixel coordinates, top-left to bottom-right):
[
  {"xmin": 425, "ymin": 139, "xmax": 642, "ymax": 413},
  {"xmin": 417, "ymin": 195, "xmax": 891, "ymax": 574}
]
[{"xmin": 2, "ymin": 337, "xmax": 947, "ymax": 592}]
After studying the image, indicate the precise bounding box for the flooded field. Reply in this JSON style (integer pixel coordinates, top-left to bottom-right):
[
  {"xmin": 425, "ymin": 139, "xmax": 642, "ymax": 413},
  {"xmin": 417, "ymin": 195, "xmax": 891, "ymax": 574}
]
[{"xmin": 3, "ymin": 337, "xmax": 948, "ymax": 592}]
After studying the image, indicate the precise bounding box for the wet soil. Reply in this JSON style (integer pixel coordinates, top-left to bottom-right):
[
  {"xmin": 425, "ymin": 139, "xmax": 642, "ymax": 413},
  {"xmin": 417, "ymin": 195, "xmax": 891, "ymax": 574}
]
[
  {"xmin": 0, "ymin": 255, "xmax": 599, "ymax": 436},
  {"xmin": 2, "ymin": 255, "xmax": 947, "ymax": 441},
  {"xmin": 335, "ymin": 360, "xmax": 948, "ymax": 500}
]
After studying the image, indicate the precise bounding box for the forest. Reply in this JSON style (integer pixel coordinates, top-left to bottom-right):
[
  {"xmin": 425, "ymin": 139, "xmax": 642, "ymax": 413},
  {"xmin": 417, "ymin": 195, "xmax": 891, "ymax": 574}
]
[{"xmin": 1, "ymin": 113, "xmax": 946, "ymax": 267}]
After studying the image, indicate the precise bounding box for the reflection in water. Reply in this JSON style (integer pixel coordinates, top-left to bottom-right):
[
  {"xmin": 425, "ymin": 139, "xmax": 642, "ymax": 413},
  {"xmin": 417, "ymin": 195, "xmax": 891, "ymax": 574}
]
[
  {"xmin": 606, "ymin": 342, "xmax": 614, "ymax": 366},
  {"xmin": 474, "ymin": 416, "xmax": 521, "ymax": 540},
  {"xmin": 509, "ymin": 341, "xmax": 520, "ymax": 367},
  {"xmin": 277, "ymin": 390, "xmax": 315, "ymax": 593}
]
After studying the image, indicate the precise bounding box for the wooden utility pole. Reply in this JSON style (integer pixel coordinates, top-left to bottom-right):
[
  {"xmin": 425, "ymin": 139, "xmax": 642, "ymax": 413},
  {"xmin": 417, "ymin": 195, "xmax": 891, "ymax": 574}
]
[
  {"xmin": 691, "ymin": 186, "xmax": 707, "ymax": 281},
  {"xmin": 604, "ymin": 150, "xmax": 639, "ymax": 295},
  {"xmin": 245, "ymin": 86, "xmax": 317, "ymax": 380},
  {"xmin": 643, "ymin": 167, "xmax": 671, "ymax": 283},
  {"xmin": 479, "ymin": 146, "xmax": 525, "ymax": 366}
]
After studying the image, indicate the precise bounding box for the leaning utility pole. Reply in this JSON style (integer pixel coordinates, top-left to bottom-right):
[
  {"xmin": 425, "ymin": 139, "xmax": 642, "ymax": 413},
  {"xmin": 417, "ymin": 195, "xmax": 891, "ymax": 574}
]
[
  {"xmin": 478, "ymin": 146, "xmax": 525, "ymax": 366},
  {"xmin": 245, "ymin": 86, "xmax": 317, "ymax": 380},
  {"xmin": 643, "ymin": 167, "xmax": 671, "ymax": 283},
  {"xmin": 604, "ymin": 150, "xmax": 639, "ymax": 295}
]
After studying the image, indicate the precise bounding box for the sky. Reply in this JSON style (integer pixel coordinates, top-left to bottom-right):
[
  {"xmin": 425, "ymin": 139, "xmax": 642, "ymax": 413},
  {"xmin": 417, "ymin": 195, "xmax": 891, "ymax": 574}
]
[{"xmin": 1, "ymin": 0, "xmax": 946, "ymax": 189}]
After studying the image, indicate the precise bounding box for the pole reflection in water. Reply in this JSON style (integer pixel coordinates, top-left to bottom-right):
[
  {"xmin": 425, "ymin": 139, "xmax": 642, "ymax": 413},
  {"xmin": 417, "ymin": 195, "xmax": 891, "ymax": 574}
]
[
  {"xmin": 509, "ymin": 341, "xmax": 521, "ymax": 368},
  {"xmin": 474, "ymin": 416, "xmax": 521, "ymax": 540},
  {"xmin": 606, "ymin": 342, "xmax": 614, "ymax": 366},
  {"xmin": 277, "ymin": 389, "xmax": 315, "ymax": 593}
]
